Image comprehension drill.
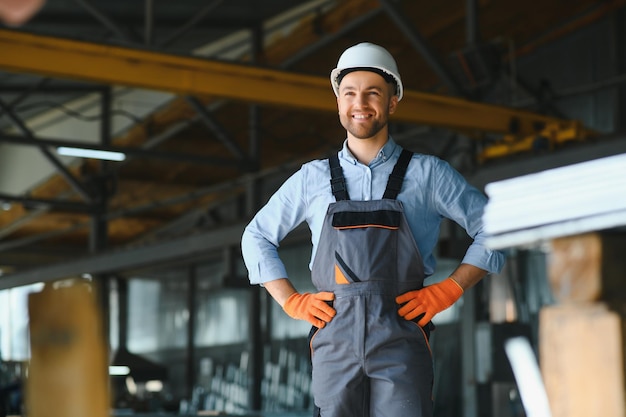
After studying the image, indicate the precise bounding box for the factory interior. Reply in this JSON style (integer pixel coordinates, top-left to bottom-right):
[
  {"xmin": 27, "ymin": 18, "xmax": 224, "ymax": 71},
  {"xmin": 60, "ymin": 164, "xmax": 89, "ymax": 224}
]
[{"xmin": 1, "ymin": 0, "xmax": 626, "ymax": 416}]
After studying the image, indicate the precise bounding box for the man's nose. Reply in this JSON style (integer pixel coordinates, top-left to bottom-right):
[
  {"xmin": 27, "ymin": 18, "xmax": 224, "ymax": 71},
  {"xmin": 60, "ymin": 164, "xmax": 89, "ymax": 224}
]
[{"xmin": 355, "ymin": 92, "xmax": 368, "ymax": 106}]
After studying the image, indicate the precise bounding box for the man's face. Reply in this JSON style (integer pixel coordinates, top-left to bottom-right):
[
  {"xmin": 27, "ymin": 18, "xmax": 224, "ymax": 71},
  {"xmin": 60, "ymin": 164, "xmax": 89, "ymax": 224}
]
[{"xmin": 336, "ymin": 70, "xmax": 398, "ymax": 141}]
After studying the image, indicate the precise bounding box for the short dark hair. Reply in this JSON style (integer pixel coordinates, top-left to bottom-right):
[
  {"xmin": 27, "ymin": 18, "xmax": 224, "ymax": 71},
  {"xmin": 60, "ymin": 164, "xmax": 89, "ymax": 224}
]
[{"xmin": 336, "ymin": 67, "xmax": 398, "ymax": 95}]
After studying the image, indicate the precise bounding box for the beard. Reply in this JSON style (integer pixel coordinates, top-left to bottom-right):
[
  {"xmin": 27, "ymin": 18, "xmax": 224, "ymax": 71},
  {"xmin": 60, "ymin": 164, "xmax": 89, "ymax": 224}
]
[{"xmin": 339, "ymin": 107, "xmax": 390, "ymax": 140}]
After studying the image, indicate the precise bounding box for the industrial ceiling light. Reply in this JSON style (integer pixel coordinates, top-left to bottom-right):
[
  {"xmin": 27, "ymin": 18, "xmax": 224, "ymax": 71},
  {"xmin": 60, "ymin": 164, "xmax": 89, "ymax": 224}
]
[
  {"xmin": 109, "ymin": 365, "xmax": 131, "ymax": 376},
  {"xmin": 56, "ymin": 146, "xmax": 126, "ymax": 161}
]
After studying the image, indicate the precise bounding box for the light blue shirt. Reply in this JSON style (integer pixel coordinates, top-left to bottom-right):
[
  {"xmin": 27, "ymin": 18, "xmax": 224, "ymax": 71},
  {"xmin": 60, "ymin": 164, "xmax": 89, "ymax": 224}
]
[{"xmin": 242, "ymin": 138, "xmax": 505, "ymax": 285}]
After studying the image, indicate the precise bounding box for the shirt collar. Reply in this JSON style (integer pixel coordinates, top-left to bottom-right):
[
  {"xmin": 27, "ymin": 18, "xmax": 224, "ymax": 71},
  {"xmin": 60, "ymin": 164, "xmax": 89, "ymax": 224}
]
[{"xmin": 339, "ymin": 136, "xmax": 399, "ymax": 166}]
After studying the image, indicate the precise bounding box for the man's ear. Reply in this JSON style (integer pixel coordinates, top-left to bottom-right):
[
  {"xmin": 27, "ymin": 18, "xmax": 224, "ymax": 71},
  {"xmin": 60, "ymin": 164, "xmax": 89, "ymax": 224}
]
[{"xmin": 388, "ymin": 95, "xmax": 399, "ymax": 115}]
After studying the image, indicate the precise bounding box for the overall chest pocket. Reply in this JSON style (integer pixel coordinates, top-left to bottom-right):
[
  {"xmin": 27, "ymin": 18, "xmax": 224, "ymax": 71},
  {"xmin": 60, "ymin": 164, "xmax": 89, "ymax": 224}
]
[{"xmin": 332, "ymin": 210, "xmax": 400, "ymax": 284}]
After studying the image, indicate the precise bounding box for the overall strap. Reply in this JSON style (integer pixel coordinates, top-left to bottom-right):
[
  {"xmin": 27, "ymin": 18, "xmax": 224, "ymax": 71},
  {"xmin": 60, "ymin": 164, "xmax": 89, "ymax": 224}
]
[
  {"xmin": 383, "ymin": 148, "xmax": 413, "ymax": 200},
  {"xmin": 329, "ymin": 153, "xmax": 350, "ymax": 201}
]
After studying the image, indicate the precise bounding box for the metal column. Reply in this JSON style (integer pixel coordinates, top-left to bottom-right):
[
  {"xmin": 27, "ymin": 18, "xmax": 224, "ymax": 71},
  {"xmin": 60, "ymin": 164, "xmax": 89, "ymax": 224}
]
[
  {"xmin": 247, "ymin": 22, "xmax": 264, "ymax": 412},
  {"xmin": 466, "ymin": 0, "xmax": 479, "ymax": 45},
  {"xmin": 461, "ymin": 285, "xmax": 478, "ymax": 417},
  {"xmin": 91, "ymin": 87, "xmax": 112, "ymax": 348},
  {"xmin": 186, "ymin": 265, "xmax": 198, "ymax": 400}
]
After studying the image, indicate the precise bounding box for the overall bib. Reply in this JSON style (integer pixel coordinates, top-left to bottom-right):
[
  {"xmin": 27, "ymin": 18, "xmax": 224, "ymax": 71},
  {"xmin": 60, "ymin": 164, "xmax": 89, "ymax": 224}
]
[{"xmin": 309, "ymin": 149, "xmax": 434, "ymax": 417}]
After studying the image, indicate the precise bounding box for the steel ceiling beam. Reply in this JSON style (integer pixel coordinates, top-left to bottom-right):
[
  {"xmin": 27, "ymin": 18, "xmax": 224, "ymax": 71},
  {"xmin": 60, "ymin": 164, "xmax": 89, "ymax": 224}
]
[
  {"xmin": 157, "ymin": 0, "xmax": 225, "ymax": 48},
  {"xmin": 73, "ymin": 0, "xmax": 137, "ymax": 43},
  {"xmin": 0, "ymin": 222, "xmax": 246, "ymax": 290},
  {"xmin": 0, "ymin": 84, "xmax": 108, "ymax": 93},
  {"xmin": 0, "ymin": 219, "xmax": 312, "ymax": 290},
  {"xmin": 0, "ymin": 98, "xmax": 95, "ymax": 202},
  {"xmin": 0, "ymin": 29, "xmax": 562, "ymax": 135},
  {"xmin": 379, "ymin": 0, "xmax": 466, "ymax": 96},
  {"xmin": 278, "ymin": 7, "xmax": 383, "ymax": 69},
  {"xmin": 0, "ymin": 193, "xmax": 95, "ymax": 212},
  {"xmin": 185, "ymin": 96, "xmax": 247, "ymax": 160}
]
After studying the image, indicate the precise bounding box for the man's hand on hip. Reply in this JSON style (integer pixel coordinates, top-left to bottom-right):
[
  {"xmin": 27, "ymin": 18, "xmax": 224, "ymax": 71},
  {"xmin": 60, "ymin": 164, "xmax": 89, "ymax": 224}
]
[
  {"xmin": 396, "ymin": 277, "xmax": 464, "ymax": 327},
  {"xmin": 283, "ymin": 291, "xmax": 336, "ymax": 328}
]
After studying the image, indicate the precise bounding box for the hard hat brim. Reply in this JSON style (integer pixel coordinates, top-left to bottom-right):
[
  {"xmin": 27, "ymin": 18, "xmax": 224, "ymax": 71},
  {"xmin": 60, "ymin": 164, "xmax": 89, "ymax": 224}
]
[{"xmin": 330, "ymin": 66, "xmax": 403, "ymax": 101}]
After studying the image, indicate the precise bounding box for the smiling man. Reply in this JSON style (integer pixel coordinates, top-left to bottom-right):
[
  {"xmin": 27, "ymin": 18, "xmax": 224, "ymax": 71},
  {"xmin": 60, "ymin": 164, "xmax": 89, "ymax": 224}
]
[
  {"xmin": 337, "ymin": 70, "xmax": 396, "ymax": 143},
  {"xmin": 241, "ymin": 42, "xmax": 505, "ymax": 417}
]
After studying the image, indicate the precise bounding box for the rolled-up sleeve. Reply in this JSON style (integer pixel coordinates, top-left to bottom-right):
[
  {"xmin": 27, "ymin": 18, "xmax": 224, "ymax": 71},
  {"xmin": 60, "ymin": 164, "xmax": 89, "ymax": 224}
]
[
  {"xmin": 432, "ymin": 160, "xmax": 506, "ymax": 274},
  {"xmin": 241, "ymin": 168, "xmax": 308, "ymax": 285}
]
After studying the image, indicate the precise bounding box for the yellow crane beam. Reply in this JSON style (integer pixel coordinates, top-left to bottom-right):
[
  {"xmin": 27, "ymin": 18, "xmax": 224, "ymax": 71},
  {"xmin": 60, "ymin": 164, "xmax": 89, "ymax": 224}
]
[
  {"xmin": 0, "ymin": 29, "xmax": 574, "ymax": 139},
  {"xmin": 479, "ymin": 120, "xmax": 592, "ymax": 162}
]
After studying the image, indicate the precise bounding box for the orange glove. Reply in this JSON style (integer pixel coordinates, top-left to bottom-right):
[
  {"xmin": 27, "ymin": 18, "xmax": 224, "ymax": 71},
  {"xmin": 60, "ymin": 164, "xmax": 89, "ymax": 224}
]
[
  {"xmin": 283, "ymin": 292, "xmax": 336, "ymax": 328},
  {"xmin": 396, "ymin": 277, "xmax": 464, "ymax": 327}
]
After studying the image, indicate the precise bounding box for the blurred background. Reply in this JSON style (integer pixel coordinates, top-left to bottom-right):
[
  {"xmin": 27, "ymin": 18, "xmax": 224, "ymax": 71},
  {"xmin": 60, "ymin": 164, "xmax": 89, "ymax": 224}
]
[{"xmin": 1, "ymin": 0, "xmax": 625, "ymax": 416}]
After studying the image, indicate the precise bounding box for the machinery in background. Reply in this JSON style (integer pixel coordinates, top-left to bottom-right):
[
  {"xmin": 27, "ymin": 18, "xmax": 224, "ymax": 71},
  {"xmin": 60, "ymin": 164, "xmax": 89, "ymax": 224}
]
[{"xmin": 0, "ymin": 358, "xmax": 25, "ymax": 417}]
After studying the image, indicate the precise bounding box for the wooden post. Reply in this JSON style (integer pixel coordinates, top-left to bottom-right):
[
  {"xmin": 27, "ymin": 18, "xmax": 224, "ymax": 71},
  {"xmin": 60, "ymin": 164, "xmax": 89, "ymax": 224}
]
[
  {"xmin": 27, "ymin": 279, "xmax": 110, "ymax": 417},
  {"xmin": 541, "ymin": 233, "xmax": 626, "ymax": 417}
]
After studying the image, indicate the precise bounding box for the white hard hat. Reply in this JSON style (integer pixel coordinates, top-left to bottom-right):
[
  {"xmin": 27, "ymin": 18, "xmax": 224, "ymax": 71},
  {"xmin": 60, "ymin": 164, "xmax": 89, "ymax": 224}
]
[{"xmin": 330, "ymin": 42, "xmax": 403, "ymax": 101}]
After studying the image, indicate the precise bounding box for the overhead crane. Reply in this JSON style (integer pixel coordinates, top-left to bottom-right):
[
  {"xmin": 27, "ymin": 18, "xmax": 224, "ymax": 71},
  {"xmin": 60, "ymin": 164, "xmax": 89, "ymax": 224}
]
[{"xmin": 0, "ymin": 29, "xmax": 593, "ymax": 161}]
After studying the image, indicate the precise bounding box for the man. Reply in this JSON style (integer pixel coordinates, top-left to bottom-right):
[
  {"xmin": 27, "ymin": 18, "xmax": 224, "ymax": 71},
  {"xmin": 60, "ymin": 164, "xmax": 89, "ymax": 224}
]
[{"xmin": 241, "ymin": 42, "xmax": 505, "ymax": 417}]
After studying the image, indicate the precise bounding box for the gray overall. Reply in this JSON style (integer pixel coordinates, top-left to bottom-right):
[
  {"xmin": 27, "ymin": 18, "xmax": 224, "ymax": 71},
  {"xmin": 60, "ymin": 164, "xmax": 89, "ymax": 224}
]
[{"xmin": 309, "ymin": 149, "xmax": 434, "ymax": 417}]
